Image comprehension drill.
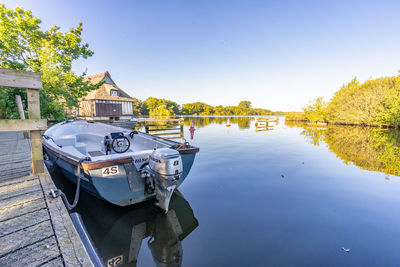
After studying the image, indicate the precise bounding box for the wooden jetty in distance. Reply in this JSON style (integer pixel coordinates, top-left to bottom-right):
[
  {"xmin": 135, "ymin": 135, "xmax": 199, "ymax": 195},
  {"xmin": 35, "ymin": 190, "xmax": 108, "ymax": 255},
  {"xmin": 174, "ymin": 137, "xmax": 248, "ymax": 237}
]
[
  {"xmin": 143, "ymin": 118, "xmax": 185, "ymax": 140},
  {"xmin": 254, "ymin": 117, "xmax": 278, "ymax": 131},
  {"xmin": 0, "ymin": 69, "xmax": 92, "ymax": 266}
]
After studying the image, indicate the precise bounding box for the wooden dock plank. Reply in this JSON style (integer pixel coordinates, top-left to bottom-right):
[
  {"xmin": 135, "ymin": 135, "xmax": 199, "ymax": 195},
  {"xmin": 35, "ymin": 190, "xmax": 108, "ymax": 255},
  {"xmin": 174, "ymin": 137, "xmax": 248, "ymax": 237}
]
[
  {"xmin": 0, "ymin": 190, "xmax": 43, "ymax": 210},
  {"xmin": 40, "ymin": 256, "xmax": 64, "ymax": 267},
  {"xmin": 0, "ymin": 208, "xmax": 49, "ymax": 237},
  {"xmin": 40, "ymin": 173, "xmax": 93, "ymax": 266},
  {"xmin": 0, "ymin": 131, "xmax": 93, "ymax": 266},
  {"xmin": 0, "ymin": 171, "xmax": 33, "ymax": 183},
  {"xmin": 0, "ymin": 198, "xmax": 46, "ymax": 222},
  {"xmin": 0, "ymin": 220, "xmax": 53, "ymax": 257},
  {"xmin": 0, "ymin": 180, "xmax": 41, "ymax": 201},
  {"xmin": 0, "ymin": 236, "xmax": 59, "ymax": 267},
  {"xmin": 0, "ymin": 175, "xmax": 36, "ymax": 187},
  {"xmin": 0, "ymin": 160, "xmax": 31, "ymax": 168},
  {"xmin": 0, "ymin": 166, "xmax": 33, "ymax": 177}
]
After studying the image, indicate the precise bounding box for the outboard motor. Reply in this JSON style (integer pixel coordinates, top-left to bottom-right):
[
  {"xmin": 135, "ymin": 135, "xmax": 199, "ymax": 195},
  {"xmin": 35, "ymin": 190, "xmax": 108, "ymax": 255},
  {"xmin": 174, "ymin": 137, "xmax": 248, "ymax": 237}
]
[{"xmin": 142, "ymin": 148, "xmax": 182, "ymax": 213}]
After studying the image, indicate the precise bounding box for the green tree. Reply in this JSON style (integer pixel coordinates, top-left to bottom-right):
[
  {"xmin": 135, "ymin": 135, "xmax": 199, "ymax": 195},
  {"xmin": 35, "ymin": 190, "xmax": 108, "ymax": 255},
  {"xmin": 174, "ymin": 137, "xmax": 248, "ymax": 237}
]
[
  {"xmin": 149, "ymin": 104, "xmax": 173, "ymax": 116},
  {"xmin": 326, "ymin": 76, "xmax": 399, "ymax": 126},
  {"xmin": 143, "ymin": 97, "xmax": 179, "ymax": 116},
  {"xmin": 182, "ymin": 102, "xmax": 214, "ymax": 115},
  {"xmin": 131, "ymin": 97, "xmax": 142, "ymax": 116},
  {"xmin": 238, "ymin": 100, "xmax": 252, "ymax": 109},
  {"xmin": 0, "ymin": 4, "xmax": 100, "ymax": 120},
  {"xmin": 302, "ymin": 97, "xmax": 327, "ymax": 122}
]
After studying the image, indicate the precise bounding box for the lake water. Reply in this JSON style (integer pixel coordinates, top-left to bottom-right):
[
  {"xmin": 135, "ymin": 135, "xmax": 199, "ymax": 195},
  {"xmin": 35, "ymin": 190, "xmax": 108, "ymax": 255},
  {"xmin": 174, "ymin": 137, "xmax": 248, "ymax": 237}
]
[{"xmin": 50, "ymin": 116, "xmax": 400, "ymax": 266}]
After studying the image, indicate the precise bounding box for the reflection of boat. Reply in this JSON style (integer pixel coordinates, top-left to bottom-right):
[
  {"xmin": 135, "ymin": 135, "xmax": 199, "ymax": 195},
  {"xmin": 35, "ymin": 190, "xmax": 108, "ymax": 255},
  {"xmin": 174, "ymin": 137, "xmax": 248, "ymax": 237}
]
[
  {"xmin": 76, "ymin": 190, "xmax": 198, "ymax": 267},
  {"xmin": 42, "ymin": 119, "xmax": 199, "ymax": 212}
]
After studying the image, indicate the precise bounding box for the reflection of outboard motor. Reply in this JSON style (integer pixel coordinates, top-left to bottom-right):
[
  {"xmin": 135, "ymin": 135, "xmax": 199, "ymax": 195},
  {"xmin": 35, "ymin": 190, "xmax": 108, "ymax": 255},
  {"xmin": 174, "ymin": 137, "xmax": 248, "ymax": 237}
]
[
  {"xmin": 148, "ymin": 210, "xmax": 183, "ymax": 267},
  {"xmin": 142, "ymin": 148, "xmax": 182, "ymax": 213}
]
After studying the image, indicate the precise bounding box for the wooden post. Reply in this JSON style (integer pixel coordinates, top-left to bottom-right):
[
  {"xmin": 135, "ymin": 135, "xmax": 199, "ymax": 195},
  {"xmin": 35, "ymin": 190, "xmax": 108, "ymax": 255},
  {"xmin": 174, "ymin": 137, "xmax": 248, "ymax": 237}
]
[
  {"xmin": 16, "ymin": 95, "xmax": 25, "ymax": 120},
  {"xmin": 180, "ymin": 123, "xmax": 184, "ymax": 137},
  {"xmin": 28, "ymin": 91, "xmax": 44, "ymax": 174},
  {"xmin": 27, "ymin": 89, "xmax": 44, "ymax": 174},
  {"xmin": 16, "ymin": 95, "xmax": 29, "ymax": 139}
]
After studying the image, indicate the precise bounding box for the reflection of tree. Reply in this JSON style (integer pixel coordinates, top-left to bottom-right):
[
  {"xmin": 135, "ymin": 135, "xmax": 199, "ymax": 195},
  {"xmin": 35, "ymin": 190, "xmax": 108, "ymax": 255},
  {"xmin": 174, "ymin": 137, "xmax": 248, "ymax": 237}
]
[
  {"xmin": 183, "ymin": 117, "xmax": 253, "ymax": 129},
  {"xmin": 300, "ymin": 127, "xmax": 326, "ymax": 146},
  {"xmin": 325, "ymin": 127, "xmax": 400, "ymax": 176},
  {"xmin": 286, "ymin": 121, "xmax": 400, "ymax": 176},
  {"xmin": 233, "ymin": 117, "xmax": 251, "ymax": 129},
  {"xmin": 183, "ymin": 117, "xmax": 214, "ymax": 128}
]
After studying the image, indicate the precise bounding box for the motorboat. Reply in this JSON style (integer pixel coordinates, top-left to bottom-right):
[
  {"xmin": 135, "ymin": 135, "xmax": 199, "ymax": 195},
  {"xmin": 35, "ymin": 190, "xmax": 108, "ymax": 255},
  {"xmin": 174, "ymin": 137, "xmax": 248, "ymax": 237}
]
[{"xmin": 42, "ymin": 119, "xmax": 199, "ymax": 212}]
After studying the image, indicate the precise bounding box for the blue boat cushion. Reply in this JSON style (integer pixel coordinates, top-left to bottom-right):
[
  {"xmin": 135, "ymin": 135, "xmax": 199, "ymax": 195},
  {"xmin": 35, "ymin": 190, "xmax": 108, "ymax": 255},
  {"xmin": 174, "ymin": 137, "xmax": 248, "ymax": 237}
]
[
  {"xmin": 75, "ymin": 142, "xmax": 87, "ymax": 155},
  {"xmin": 53, "ymin": 136, "xmax": 76, "ymax": 147}
]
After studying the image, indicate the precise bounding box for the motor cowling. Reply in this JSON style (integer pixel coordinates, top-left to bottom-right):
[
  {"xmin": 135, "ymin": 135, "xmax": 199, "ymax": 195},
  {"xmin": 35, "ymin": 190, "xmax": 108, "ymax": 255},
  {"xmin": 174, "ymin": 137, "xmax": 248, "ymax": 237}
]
[
  {"xmin": 142, "ymin": 148, "xmax": 182, "ymax": 213},
  {"xmin": 149, "ymin": 148, "xmax": 182, "ymax": 180}
]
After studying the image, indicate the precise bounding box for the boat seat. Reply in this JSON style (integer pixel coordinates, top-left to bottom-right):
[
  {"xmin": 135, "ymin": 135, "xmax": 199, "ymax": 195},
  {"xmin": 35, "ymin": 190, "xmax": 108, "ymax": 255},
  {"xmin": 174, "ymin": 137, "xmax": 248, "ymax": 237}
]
[
  {"xmin": 75, "ymin": 142, "xmax": 87, "ymax": 155},
  {"xmin": 53, "ymin": 136, "xmax": 76, "ymax": 147},
  {"xmin": 88, "ymin": 151, "xmax": 105, "ymax": 157}
]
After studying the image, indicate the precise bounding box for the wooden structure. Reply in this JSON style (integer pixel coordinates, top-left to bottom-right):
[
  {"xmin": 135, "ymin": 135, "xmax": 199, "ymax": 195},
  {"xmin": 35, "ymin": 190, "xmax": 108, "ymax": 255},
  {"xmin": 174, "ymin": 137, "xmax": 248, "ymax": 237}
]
[
  {"xmin": 0, "ymin": 69, "xmax": 46, "ymax": 174},
  {"xmin": 0, "ymin": 132, "xmax": 92, "ymax": 266},
  {"xmin": 0, "ymin": 69, "xmax": 93, "ymax": 265},
  {"xmin": 254, "ymin": 117, "xmax": 278, "ymax": 132},
  {"xmin": 77, "ymin": 71, "xmax": 136, "ymax": 121},
  {"xmin": 144, "ymin": 118, "xmax": 184, "ymax": 140}
]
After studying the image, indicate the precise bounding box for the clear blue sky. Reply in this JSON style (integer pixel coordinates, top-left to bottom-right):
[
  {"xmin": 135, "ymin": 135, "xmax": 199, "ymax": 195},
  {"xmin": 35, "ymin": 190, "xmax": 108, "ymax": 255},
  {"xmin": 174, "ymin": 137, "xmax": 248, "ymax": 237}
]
[{"xmin": 3, "ymin": 0, "xmax": 400, "ymax": 111}]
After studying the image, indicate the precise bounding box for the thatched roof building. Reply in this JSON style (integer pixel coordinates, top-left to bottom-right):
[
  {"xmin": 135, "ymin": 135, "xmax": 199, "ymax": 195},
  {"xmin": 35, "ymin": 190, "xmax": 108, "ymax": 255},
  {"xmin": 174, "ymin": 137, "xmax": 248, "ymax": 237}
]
[{"xmin": 78, "ymin": 71, "xmax": 135, "ymax": 120}]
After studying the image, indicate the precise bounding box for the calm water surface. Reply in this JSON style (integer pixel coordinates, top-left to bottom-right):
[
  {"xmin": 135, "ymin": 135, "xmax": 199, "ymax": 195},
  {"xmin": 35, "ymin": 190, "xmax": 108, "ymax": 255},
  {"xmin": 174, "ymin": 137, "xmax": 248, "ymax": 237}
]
[{"xmin": 51, "ymin": 116, "xmax": 400, "ymax": 266}]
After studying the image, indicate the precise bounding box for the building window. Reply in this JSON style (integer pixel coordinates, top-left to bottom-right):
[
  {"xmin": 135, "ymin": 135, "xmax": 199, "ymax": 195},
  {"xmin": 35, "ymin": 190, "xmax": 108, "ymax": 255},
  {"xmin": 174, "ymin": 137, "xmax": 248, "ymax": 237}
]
[{"xmin": 110, "ymin": 90, "xmax": 118, "ymax": 96}]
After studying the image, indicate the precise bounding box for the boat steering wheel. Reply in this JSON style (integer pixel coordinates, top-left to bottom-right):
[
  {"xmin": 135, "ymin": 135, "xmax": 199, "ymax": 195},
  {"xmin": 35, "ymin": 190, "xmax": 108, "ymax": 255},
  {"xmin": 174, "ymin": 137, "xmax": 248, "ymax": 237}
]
[{"xmin": 111, "ymin": 136, "xmax": 130, "ymax": 153}]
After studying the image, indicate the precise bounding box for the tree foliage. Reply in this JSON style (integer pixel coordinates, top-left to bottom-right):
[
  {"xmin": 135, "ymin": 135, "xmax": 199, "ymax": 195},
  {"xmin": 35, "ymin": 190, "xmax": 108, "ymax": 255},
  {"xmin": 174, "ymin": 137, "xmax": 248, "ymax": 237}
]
[
  {"xmin": 140, "ymin": 97, "xmax": 180, "ymax": 116},
  {"xmin": 288, "ymin": 75, "xmax": 400, "ymax": 128},
  {"xmin": 302, "ymin": 97, "xmax": 327, "ymax": 122},
  {"xmin": 137, "ymin": 99, "xmax": 272, "ymax": 116},
  {"xmin": 238, "ymin": 100, "xmax": 252, "ymax": 109},
  {"xmin": 0, "ymin": 4, "xmax": 100, "ymax": 120},
  {"xmin": 181, "ymin": 102, "xmax": 214, "ymax": 115},
  {"xmin": 181, "ymin": 101, "xmax": 271, "ymax": 115}
]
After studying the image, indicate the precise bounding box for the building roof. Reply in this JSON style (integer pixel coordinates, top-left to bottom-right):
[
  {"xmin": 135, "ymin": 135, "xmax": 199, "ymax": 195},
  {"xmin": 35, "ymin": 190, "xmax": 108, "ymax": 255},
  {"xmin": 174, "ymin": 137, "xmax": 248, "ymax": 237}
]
[{"xmin": 83, "ymin": 71, "xmax": 135, "ymax": 102}]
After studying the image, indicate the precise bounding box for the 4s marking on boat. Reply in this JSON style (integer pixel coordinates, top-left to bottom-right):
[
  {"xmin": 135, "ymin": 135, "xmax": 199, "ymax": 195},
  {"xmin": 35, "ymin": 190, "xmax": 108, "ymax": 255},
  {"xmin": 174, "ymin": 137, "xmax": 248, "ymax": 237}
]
[
  {"xmin": 107, "ymin": 255, "xmax": 123, "ymax": 267},
  {"xmin": 102, "ymin": 166, "xmax": 119, "ymax": 176}
]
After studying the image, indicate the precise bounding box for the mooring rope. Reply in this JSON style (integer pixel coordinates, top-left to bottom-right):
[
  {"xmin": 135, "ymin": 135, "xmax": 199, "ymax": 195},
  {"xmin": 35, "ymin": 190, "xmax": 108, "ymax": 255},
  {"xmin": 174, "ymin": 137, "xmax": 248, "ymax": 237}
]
[{"xmin": 50, "ymin": 157, "xmax": 90, "ymax": 210}]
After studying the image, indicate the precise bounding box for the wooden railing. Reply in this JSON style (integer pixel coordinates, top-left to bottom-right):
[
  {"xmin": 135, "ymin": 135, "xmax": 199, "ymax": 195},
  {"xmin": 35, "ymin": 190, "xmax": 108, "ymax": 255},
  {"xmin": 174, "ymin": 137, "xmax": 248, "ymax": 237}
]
[
  {"xmin": 144, "ymin": 118, "xmax": 184, "ymax": 140},
  {"xmin": 0, "ymin": 68, "xmax": 47, "ymax": 174}
]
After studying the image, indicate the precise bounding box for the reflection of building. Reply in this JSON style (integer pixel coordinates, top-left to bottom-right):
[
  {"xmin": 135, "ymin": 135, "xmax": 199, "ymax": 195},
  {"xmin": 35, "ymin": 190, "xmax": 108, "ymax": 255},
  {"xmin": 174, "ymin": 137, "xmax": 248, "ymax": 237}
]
[{"xmin": 78, "ymin": 71, "xmax": 136, "ymax": 121}]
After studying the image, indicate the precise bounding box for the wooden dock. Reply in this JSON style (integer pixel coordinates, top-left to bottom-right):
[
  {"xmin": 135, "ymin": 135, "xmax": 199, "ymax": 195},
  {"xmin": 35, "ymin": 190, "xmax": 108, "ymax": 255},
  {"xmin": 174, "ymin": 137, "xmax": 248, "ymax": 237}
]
[
  {"xmin": 0, "ymin": 132, "xmax": 92, "ymax": 266},
  {"xmin": 0, "ymin": 68, "xmax": 93, "ymax": 266},
  {"xmin": 144, "ymin": 118, "xmax": 184, "ymax": 140}
]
